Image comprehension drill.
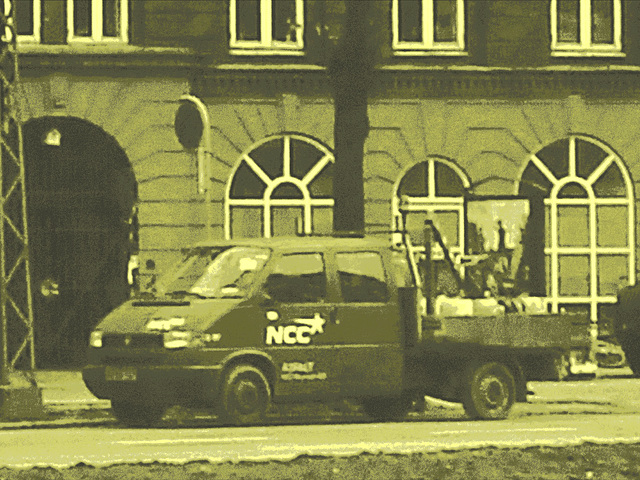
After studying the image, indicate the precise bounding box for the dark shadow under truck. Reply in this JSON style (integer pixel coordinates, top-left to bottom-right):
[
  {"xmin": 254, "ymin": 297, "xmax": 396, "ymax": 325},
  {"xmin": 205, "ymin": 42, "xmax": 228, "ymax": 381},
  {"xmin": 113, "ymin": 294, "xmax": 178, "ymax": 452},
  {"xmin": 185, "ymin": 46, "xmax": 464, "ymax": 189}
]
[{"xmin": 82, "ymin": 231, "xmax": 592, "ymax": 426}]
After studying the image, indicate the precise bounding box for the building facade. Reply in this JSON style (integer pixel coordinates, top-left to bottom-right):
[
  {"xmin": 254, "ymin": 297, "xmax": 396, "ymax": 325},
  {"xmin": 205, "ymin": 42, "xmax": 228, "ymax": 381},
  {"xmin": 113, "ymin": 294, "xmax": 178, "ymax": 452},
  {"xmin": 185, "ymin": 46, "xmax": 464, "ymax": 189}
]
[{"xmin": 13, "ymin": 0, "xmax": 640, "ymax": 364}]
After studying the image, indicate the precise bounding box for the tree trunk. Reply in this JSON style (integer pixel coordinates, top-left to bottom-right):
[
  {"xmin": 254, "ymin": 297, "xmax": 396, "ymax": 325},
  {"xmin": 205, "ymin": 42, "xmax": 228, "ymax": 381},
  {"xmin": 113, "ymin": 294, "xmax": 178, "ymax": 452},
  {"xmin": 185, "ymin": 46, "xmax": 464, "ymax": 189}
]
[{"xmin": 329, "ymin": 1, "xmax": 372, "ymax": 237}]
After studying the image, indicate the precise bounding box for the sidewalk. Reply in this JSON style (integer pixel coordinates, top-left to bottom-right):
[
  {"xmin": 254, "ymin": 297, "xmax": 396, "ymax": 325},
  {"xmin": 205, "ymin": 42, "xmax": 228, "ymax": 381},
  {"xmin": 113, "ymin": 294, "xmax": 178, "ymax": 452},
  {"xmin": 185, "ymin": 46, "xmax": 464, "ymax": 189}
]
[{"xmin": 0, "ymin": 370, "xmax": 114, "ymax": 429}]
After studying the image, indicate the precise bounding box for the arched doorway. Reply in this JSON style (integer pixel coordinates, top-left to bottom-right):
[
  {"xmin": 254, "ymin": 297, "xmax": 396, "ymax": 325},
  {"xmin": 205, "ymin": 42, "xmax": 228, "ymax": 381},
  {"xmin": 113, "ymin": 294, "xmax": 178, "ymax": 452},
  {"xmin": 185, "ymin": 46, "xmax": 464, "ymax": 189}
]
[
  {"xmin": 23, "ymin": 117, "xmax": 137, "ymax": 367},
  {"xmin": 225, "ymin": 134, "xmax": 334, "ymax": 238},
  {"xmin": 518, "ymin": 135, "xmax": 635, "ymax": 323}
]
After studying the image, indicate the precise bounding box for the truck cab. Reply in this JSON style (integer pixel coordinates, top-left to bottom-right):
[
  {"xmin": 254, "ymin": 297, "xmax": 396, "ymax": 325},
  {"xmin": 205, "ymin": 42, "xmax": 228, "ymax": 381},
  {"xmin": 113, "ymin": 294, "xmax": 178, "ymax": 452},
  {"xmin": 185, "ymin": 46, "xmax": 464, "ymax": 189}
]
[{"xmin": 83, "ymin": 236, "xmax": 419, "ymax": 425}]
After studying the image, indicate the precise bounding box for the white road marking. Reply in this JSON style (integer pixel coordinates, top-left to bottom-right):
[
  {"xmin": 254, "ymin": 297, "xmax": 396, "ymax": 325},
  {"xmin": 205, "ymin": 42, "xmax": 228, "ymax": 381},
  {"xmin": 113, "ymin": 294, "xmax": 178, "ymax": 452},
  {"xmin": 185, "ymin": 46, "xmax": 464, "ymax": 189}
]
[{"xmin": 115, "ymin": 436, "xmax": 269, "ymax": 446}]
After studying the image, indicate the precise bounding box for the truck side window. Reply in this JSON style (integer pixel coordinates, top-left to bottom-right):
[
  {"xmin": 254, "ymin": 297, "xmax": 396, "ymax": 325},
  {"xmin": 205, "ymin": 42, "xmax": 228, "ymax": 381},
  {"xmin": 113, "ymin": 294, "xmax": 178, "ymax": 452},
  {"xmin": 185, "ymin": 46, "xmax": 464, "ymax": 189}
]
[
  {"xmin": 265, "ymin": 253, "xmax": 326, "ymax": 303},
  {"xmin": 336, "ymin": 252, "xmax": 388, "ymax": 303}
]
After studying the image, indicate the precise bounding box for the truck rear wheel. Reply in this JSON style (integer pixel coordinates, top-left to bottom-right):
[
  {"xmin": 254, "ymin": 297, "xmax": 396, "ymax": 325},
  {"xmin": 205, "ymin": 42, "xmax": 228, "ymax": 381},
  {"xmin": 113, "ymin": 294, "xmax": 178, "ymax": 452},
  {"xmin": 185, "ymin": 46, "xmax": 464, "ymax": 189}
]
[
  {"xmin": 221, "ymin": 365, "xmax": 271, "ymax": 425},
  {"xmin": 462, "ymin": 362, "xmax": 515, "ymax": 420},
  {"xmin": 110, "ymin": 400, "xmax": 166, "ymax": 427},
  {"xmin": 361, "ymin": 396, "xmax": 412, "ymax": 421}
]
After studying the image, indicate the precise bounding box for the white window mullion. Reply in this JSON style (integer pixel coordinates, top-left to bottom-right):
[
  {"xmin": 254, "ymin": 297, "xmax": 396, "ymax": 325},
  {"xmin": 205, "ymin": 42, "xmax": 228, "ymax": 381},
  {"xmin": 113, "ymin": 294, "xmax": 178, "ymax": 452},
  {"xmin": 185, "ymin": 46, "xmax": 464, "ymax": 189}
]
[
  {"xmin": 580, "ymin": 0, "xmax": 591, "ymax": 48},
  {"xmin": 550, "ymin": 199, "xmax": 559, "ymax": 313},
  {"xmin": 424, "ymin": 0, "xmax": 434, "ymax": 48},
  {"xmin": 569, "ymin": 136, "xmax": 577, "ymax": 177},
  {"xmin": 92, "ymin": 0, "xmax": 101, "ymax": 42},
  {"xmin": 261, "ymin": 0, "xmax": 272, "ymax": 48},
  {"xmin": 613, "ymin": 0, "xmax": 622, "ymax": 50},
  {"xmin": 457, "ymin": 0, "xmax": 465, "ymax": 50},
  {"xmin": 589, "ymin": 202, "xmax": 598, "ymax": 321},
  {"xmin": 427, "ymin": 159, "xmax": 436, "ymax": 200}
]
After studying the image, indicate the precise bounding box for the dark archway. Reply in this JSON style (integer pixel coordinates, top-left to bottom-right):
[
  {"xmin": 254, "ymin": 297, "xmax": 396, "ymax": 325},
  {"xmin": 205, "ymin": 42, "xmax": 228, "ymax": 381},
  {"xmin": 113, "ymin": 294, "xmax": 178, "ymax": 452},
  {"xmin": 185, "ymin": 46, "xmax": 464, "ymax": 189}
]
[{"xmin": 23, "ymin": 117, "xmax": 137, "ymax": 367}]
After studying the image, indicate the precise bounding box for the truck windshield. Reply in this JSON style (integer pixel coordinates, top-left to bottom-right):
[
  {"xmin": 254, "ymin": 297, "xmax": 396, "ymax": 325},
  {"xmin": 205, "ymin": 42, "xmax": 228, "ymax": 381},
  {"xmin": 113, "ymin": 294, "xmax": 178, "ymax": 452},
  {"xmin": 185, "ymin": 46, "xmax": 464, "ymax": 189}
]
[{"xmin": 161, "ymin": 247, "xmax": 270, "ymax": 299}]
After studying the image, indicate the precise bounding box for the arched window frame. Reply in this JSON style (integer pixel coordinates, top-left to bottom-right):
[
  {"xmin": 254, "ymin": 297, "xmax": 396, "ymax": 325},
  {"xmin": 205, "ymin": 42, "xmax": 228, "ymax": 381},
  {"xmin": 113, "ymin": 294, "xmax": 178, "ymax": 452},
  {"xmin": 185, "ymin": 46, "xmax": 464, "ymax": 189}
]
[
  {"xmin": 392, "ymin": 157, "xmax": 470, "ymax": 265},
  {"xmin": 225, "ymin": 133, "xmax": 334, "ymax": 239},
  {"xmin": 517, "ymin": 135, "xmax": 635, "ymax": 322}
]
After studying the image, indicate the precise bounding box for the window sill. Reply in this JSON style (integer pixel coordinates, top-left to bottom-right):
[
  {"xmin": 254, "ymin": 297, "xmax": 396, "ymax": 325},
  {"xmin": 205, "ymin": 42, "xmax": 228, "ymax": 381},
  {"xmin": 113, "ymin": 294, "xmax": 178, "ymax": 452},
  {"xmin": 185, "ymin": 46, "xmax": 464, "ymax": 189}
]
[
  {"xmin": 17, "ymin": 43, "xmax": 189, "ymax": 55},
  {"xmin": 229, "ymin": 48, "xmax": 305, "ymax": 56},
  {"xmin": 393, "ymin": 50, "xmax": 468, "ymax": 57},
  {"xmin": 551, "ymin": 50, "xmax": 626, "ymax": 58}
]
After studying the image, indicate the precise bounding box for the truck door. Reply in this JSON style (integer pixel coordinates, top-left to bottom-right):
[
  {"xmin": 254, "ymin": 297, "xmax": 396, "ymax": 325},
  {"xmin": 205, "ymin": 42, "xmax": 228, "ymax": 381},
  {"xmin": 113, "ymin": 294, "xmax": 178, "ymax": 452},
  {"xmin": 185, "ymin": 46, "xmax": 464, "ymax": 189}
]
[
  {"xmin": 261, "ymin": 252, "xmax": 338, "ymax": 397},
  {"xmin": 329, "ymin": 250, "xmax": 404, "ymax": 397}
]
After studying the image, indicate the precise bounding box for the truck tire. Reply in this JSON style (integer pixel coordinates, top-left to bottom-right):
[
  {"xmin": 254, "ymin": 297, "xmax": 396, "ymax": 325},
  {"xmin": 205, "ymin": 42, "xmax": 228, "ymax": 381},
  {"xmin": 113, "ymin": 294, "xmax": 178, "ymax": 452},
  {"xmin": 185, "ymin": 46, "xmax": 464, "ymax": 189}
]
[
  {"xmin": 221, "ymin": 365, "xmax": 271, "ymax": 425},
  {"xmin": 110, "ymin": 400, "xmax": 165, "ymax": 427},
  {"xmin": 361, "ymin": 396, "xmax": 412, "ymax": 421},
  {"xmin": 461, "ymin": 362, "xmax": 515, "ymax": 420}
]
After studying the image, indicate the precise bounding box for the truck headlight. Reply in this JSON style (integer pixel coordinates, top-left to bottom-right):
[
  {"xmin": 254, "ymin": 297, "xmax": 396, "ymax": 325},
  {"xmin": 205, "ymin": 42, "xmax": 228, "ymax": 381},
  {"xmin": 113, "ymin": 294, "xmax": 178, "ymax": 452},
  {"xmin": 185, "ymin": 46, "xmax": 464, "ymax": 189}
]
[
  {"xmin": 163, "ymin": 330, "xmax": 193, "ymax": 349},
  {"xmin": 89, "ymin": 331, "xmax": 103, "ymax": 348},
  {"xmin": 163, "ymin": 331, "xmax": 221, "ymax": 349}
]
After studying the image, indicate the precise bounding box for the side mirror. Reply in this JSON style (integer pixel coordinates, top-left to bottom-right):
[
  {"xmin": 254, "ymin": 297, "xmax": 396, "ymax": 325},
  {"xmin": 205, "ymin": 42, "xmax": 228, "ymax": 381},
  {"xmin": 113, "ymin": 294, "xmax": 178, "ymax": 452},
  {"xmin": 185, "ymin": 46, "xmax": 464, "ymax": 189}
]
[{"xmin": 255, "ymin": 290, "xmax": 275, "ymax": 307}]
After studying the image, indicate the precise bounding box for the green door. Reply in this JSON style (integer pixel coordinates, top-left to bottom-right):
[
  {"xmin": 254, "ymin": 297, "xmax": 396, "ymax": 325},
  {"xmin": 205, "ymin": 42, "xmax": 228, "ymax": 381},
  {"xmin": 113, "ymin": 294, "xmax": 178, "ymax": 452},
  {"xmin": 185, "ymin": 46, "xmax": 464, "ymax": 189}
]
[{"xmin": 261, "ymin": 251, "xmax": 339, "ymax": 398}]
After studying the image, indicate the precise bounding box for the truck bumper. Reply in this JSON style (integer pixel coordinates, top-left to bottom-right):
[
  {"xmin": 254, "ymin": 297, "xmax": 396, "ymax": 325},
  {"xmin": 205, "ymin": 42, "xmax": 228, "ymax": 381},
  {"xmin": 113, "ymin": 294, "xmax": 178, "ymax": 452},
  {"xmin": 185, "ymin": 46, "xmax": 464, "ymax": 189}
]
[{"xmin": 82, "ymin": 365, "xmax": 223, "ymax": 407}]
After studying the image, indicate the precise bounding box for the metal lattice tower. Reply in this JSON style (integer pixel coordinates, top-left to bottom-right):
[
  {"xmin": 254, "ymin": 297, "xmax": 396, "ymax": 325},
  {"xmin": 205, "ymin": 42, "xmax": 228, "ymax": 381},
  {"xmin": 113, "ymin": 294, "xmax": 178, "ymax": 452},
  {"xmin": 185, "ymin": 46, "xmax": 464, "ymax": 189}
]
[{"xmin": 0, "ymin": 0, "xmax": 35, "ymax": 379}]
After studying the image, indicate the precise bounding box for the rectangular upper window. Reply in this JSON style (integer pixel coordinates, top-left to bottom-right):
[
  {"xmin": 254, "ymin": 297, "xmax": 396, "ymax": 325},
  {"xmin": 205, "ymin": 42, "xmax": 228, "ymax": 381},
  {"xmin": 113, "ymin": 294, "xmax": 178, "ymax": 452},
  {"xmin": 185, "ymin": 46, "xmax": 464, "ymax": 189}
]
[
  {"xmin": 16, "ymin": 0, "xmax": 41, "ymax": 42},
  {"xmin": 67, "ymin": 0, "xmax": 128, "ymax": 43},
  {"xmin": 392, "ymin": 0, "xmax": 465, "ymax": 55},
  {"xmin": 229, "ymin": 0, "xmax": 304, "ymax": 55},
  {"xmin": 551, "ymin": 0, "xmax": 622, "ymax": 56}
]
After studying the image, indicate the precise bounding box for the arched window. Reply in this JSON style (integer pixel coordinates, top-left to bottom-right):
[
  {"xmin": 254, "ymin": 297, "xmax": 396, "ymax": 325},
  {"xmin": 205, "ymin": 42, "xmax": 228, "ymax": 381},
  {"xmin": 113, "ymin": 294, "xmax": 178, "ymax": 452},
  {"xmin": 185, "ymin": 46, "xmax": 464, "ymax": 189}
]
[
  {"xmin": 225, "ymin": 134, "xmax": 334, "ymax": 238},
  {"xmin": 393, "ymin": 157, "xmax": 470, "ymax": 263},
  {"xmin": 518, "ymin": 135, "xmax": 635, "ymax": 322}
]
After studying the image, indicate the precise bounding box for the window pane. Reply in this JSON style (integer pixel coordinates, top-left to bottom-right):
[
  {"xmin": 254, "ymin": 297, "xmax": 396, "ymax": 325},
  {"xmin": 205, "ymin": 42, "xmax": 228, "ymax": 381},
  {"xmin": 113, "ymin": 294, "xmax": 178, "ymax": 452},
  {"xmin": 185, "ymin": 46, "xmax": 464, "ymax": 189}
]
[
  {"xmin": 576, "ymin": 137, "xmax": 609, "ymax": 179},
  {"xmin": 230, "ymin": 207, "xmax": 262, "ymax": 238},
  {"xmin": 404, "ymin": 211, "xmax": 431, "ymax": 246},
  {"xmin": 593, "ymin": 164, "xmax": 626, "ymax": 197},
  {"xmin": 545, "ymin": 205, "xmax": 551, "ymax": 248},
  {"xmin": 266, "ymin": 253, "xmax": 326, "ymax": 302},
  {"xmin": 592, "ymin": 0, "xmax": 614, "ymax": 44},
  {"xmin": 336, "ymin": 252, "xmax": 388, "ymax": 302},
  {"xmin": 536, "ymin": 138, "xmax": 569, "ymax": 179},
  {"xmin": 435, "ymin": 161, "xmax": 465, "ymax": 196},
  {"xmin": 597, "ymin": 205, "xmax": 627, "ymax": 247},
  {"xmin": 271, "ymin": 183, "xmax": 303, "ymax": 199},
  {"xmin": 230, "ymin": 162, "xmax": 268, "ymax": 199},
  {"xmin": 434, "ymin": 0, "xmax": 457, "ymax": 43},
  {"xmin": 252, "ymin": 138, "xmax": 283, "ymax": 180},
  {"xmin": 398, "ymin": 162, "xmax": 429, "ymax": 198},
  {"xmin": 398, "ymin": 0, "xmax": 423, "ymax": 42},
  {"xmin": 103, "ymin": 0, "xmax": 120, "ymax": 37},
  {"xmin": 559, "ymin": 255, "xmax": 590, "ymax": 296},
  {"xmin": 557, "ymin": 0, "xmax": 580, "ymax": 43},
  {"xmin": 598, "ymin": 255, "xmax": 628, "ymax": 296},
  {"xmin": 433, "ymin": 211, "xmax": 459, "ymax": 247},
  {"xmin": 272, "ymin": 0, "xmax": 297, "ymax": 42},
  {"xmin": 271, "ymin": 207, "xmax": 302, "ymax": 237},
  {"xmin": 557, "ymin": 182, "xmax": 588, "ymax": 198},
  {"xmin": 74, "ymin": 0, "xmax": 92, "ymax": 37},
  {"xmin": 312, "ymin": 207, "xmax": 332, "ymax": 235},
  {"xmin": 558, "ymin": 206, "xmax": 589, "ymax": 247},
  {"xmin": 15, "ymin": 0, "xmax": 34, "ymax": 36},
  {"xmin": 236, "ymin": 0, "xmax": 260, "ymax": 41},
  {"xmin": 307, "ymin": 161, "xmax": 333, "ymax": 198}
]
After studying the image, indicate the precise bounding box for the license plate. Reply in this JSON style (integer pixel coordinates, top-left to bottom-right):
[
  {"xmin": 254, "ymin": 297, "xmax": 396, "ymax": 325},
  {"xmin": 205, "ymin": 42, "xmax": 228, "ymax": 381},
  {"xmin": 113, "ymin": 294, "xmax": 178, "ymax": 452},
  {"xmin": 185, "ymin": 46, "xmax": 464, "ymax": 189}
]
[{"xmin": 105, "ymin": 366, "xmax": 137, "ymax": 382}]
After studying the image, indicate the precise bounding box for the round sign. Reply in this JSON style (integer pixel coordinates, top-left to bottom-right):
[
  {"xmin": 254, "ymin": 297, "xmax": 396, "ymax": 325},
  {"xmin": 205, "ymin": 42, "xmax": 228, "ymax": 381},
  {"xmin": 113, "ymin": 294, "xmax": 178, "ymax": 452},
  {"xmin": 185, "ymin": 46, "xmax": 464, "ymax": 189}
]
[{"xmin": 174, "ymin": 101, "xmax": 204, "ymax": 150}]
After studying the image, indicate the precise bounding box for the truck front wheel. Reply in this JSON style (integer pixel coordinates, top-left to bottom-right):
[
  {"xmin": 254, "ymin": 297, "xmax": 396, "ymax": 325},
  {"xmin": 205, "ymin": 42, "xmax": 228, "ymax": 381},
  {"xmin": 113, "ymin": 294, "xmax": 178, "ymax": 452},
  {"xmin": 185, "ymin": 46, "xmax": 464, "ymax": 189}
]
[
  {"xmin": 462, "ymin": 362, "xmax": 515, "ymax": 420},
  {"xmin": 221, "ymin": 365, "xmax": 271, "ymax": 425}
]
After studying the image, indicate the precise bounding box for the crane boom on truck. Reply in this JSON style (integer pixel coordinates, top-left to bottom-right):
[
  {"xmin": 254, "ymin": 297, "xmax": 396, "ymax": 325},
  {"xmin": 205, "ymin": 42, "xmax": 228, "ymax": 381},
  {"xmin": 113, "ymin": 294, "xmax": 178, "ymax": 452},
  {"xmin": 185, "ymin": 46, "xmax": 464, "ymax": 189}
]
[{"xmin": 82, "ymin": 226, "xmax": 592, "ymax": 426}]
